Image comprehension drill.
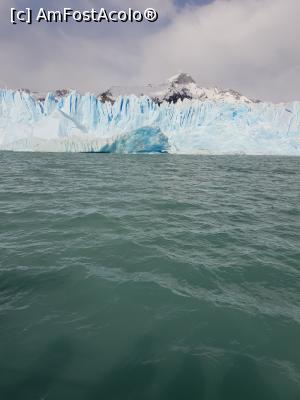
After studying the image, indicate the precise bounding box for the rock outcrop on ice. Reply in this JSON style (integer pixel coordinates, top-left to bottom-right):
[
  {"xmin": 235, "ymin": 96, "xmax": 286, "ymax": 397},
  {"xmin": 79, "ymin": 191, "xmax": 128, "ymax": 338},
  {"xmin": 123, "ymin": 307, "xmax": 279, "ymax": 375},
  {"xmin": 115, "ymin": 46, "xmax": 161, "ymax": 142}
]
[{"xmin": 0, "ymin": 73, "xmax": 299, "ymax": 154}]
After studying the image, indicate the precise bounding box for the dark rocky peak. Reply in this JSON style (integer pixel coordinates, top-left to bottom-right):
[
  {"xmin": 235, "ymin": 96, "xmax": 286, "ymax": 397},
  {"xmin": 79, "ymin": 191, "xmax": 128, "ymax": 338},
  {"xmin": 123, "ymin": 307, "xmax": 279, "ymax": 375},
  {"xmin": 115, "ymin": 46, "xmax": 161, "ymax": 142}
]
[{"xmin": 168, "ymin": 73, "xmax": 196, "ymax": 86}]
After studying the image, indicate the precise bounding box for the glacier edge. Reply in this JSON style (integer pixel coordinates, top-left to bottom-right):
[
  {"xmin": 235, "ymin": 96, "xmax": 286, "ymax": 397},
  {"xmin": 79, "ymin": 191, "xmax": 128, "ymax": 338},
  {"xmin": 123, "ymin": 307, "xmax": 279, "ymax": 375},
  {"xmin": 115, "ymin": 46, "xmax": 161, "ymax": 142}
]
[{"xmin": 0, "ymin": 88, "xmax": 300, "ymax": 155}]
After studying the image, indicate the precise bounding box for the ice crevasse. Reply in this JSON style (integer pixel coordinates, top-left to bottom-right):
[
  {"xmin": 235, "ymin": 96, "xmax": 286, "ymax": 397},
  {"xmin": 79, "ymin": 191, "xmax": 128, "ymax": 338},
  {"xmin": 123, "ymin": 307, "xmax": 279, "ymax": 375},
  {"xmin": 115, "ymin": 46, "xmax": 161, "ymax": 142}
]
[{"xmin": 0, "ymin": 86, "xmax": 300, "ymax": 154}]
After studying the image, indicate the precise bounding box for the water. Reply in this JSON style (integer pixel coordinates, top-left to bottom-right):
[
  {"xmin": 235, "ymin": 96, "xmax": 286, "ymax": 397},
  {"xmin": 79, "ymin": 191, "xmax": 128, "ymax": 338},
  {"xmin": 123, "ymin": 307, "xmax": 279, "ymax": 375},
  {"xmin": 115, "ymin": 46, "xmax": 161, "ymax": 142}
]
[{"xmin": 0, "ymin": 152, "xmax": 299, "ymax": 400}]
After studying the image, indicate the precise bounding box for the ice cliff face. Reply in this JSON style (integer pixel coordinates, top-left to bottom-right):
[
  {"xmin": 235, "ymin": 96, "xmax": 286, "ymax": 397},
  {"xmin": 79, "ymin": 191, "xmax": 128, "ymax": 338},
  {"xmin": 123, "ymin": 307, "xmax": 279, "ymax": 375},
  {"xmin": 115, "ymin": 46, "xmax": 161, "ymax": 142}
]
[{"xmin": 0, "ymin": 73, "xmax": 299, "ymax": 154}]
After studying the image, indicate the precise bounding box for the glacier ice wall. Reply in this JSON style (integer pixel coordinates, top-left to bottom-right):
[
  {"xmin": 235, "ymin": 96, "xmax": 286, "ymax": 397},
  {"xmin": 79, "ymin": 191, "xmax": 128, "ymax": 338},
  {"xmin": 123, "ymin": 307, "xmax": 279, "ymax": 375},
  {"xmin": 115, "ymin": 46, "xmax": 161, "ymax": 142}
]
[{"xmin": 0, "ymin": 89, "xmax": 299, "ymax": 154}]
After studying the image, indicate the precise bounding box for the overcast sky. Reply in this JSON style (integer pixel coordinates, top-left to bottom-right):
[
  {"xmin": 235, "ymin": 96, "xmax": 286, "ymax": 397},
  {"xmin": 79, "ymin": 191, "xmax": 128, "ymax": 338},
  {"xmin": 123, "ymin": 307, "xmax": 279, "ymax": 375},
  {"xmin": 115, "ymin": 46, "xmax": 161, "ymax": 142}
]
[{"xmin": 0, "ymin": 0, "xmax": 299, "ymax": 102}]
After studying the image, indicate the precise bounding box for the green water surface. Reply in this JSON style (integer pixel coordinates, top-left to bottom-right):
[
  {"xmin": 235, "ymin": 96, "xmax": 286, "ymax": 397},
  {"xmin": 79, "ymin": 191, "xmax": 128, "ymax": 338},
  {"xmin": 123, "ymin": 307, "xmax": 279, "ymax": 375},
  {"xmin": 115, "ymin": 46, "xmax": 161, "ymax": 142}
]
[{"xmin": 0, "ymin": 152, "xmax": 299, "ymax": 399}]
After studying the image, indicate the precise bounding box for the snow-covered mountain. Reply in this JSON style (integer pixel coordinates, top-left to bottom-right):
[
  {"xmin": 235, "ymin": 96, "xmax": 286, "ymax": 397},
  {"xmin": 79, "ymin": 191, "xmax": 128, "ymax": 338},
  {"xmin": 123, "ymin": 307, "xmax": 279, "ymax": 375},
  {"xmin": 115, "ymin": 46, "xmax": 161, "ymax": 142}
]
[
  {"xmin": 106, "ymin": 73, "xmax": 254, "ymax": 105},
  {"xmin": 0, "ymin": 73, "xmax": 299, "ymax": 154}
]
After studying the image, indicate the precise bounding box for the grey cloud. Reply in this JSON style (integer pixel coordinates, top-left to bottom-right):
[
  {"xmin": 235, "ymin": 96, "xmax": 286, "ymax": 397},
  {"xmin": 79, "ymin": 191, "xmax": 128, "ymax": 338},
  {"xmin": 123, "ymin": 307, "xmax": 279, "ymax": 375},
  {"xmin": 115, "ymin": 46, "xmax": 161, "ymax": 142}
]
[
  {"xmin": 139, "ymin": 0, "xmax": 300, "ymax": 102},
  {"xmin": 0, "ymin": 0, "xmax": 299, "ymax": 101}
]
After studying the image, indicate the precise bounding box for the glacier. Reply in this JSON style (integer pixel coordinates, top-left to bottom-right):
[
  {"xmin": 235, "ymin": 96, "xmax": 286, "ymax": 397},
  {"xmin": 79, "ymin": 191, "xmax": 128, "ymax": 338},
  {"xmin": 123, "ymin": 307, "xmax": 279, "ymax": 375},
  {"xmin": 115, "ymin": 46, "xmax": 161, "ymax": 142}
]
[{"xmin": 0, "ymin": 74, "xmax": 299, "ymax": 154}]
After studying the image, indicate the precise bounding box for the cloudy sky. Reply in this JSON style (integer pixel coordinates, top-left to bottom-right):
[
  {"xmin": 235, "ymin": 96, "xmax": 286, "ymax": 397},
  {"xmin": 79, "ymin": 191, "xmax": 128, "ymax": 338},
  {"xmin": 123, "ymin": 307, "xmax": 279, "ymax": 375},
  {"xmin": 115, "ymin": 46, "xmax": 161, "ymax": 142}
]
[{"xmin": 0, "ymin": 0, "xmax": 299, "ymax": 102}]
